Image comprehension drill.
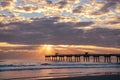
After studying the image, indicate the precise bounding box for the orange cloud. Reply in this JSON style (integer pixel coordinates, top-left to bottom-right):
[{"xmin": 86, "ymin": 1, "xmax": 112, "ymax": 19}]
[
  {"xmin": 1, "ymin": 44, "xmax": 119, "ymax": 55},
  {"xmin": 40, "ymin": 45, "xmax": 120, "ymax": 54},
  {"xmin": 57, "ymin": 15, "xmax": 80, "ymax": 23},
  {"xmin": 0, "ymin": 42, "xmax": 29, "ymax": 47},
  {"xmin": 67, "ymin": 0, "xmax": 79, "ymax": 3},
  {"xmin": 0, "ymin": 14, "xmax": 6, "ymax": 22},
  {"xmin": 116, "ymin": 7, "xmax": 120, "ymax": 12}
]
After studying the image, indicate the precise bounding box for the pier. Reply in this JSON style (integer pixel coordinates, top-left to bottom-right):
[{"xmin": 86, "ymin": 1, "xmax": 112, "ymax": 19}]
[{"xmin": 45, "ymin": 52, "xmax": 120, "ymax": 63}]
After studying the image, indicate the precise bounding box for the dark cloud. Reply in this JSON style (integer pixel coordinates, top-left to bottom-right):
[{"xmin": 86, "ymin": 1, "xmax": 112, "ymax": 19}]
[
  {"xmin": 0, "ymin": 1, "xmax": 10, "ymax": 7},
  {"xmin": 0, "ymin": 52, "xmax": 40, "ymax": 59},
  {"xmin": 57, "ymin": 0, "xmax": 67, "ymax": 8},
  {"xmin": 0, "ymin": 17, "xmax": 119, "ymax": 47},
  {"xmin": 46, "ymin": 0, "xmax": 53, "ymax": 4},
  {"xmin": 75, "ymin": 22, "xmax": 94, "ymax": 27},
  {"xmin": 0, "ymin": 22, "xmax": 4, "ymax": 27},
  {"xmin": 92, "ymin": 0, "xmax": 120, "ymax": 15},
  {"xmin": 72, "ymin": 6, "xmax": 82, "ymax": 13},
  {"xmin": 107, "ymin": 21, "xmax": 120, "ymax": 24},
  {"xmin": 85, "ymin": 28, "xmax": 120, "ymax": 47}
]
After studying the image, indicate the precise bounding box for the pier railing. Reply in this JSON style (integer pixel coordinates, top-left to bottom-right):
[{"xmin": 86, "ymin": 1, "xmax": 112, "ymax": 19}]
[{"xmin": 45, "ymin": 53, "xmax": 120, "ymax": 63}]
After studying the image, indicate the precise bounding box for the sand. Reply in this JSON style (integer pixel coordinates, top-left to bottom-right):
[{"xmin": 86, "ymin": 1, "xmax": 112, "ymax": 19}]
[{"xmin": 37, "ymin": 75, "xmax": 120, "ymax": 80}]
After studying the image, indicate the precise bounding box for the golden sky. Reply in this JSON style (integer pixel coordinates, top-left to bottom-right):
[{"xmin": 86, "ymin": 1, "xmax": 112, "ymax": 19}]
[{"xmin": 0, "ymin": 0, "xmax": 120, "ymax": 59}]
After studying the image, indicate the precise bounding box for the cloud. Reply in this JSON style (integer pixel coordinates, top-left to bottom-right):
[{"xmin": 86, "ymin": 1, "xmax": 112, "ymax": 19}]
[
  {"xmin": 0, "ymin": 17, "xmax": 119, "ymax": 48},
  {"xmin": 0, "ymin": 0, "xmax": 16, "ymax": 11},
  {"xmin": 92, "ymin": 0, "xmax": 120, "ymax": 15},
  {"xmin": 0, "ymin": 14, "xmax": 6, "ymax": 22},
  {"xmin": 72, "ymin": 6, "xmax": 82, "ymax": 13},
  {"xmin": 57, "ymin": 15, "xmax": 80, "ymax": 23},
  {"xmin": 66, "ymin": 0, "xmax": 79, "ymax": 3},
  {"xmin": 116, "ymin": 7, "xmax": 120, "ymax": 12},
  {"xmin": 0, "ymin": 0, "xmax": 119, "ymax": 48},
  {"xmin": 57, "ymin": 0, "xmax": 67, "ymax": 8},
  {"xmin": 75, "ymin": 22, "xmax": 94, "ymax": 27},
  {"xmin": 105, "ymin": 16, "xmax": 120, "ymax": 24},
  {"xmin": 0, "ymin": 0, "xmax": 118, "ymax": 24},
  {"xmin": 73, "ymin": 22, "xmax": 94, "ymax": 30},
  {"xmin": 23, "ymin": 0, "xmax": 52, "ymax": 4},
  {"xmin": 15, "ymin": 4, "xmax": 39, "ymax": 13},
  {"xmin": 0, "ymin": 0, "xmax": 120, "ymax": 60},
  {"xmin": 90, "ymin": 16, "xmax": 120, "ymax": 29}
]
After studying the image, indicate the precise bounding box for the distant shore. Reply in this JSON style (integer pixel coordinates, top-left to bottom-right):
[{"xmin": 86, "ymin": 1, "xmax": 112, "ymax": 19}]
[{"xmin": 37, "ymin": 74, "xmax": 120, "ymax": 80}]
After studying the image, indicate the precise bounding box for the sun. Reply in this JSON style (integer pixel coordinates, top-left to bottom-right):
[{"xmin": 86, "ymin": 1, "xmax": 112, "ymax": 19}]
[
  {"xmin": 38, "ymin": 44, "xmax": 55, "ymax": 55},
  {"xmin": 44, "ymin": 44, "xmax": 53, "ymax": 50}
]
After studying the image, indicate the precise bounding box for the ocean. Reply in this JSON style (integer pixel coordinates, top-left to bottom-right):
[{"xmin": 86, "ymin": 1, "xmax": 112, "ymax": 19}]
[{"xmin": 0, "ymin": 59, "xmax": 120, "ymax": 80}]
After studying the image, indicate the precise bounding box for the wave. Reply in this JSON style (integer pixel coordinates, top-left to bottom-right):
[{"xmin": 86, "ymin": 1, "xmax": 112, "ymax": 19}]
[
  {"xmin": 0, "ymin": 63, "xmax": 119, "ymax": 67},
  {"xmin": 0, "ymin": 64, "xmax": 37, "ymax": 67},
  {"xmin": 0, "ymin": 63, "xmax": 120, "ymax": 72},
  {"xmin": 0, "ymin": 66, "xmax": 120, "ymax": 72}
]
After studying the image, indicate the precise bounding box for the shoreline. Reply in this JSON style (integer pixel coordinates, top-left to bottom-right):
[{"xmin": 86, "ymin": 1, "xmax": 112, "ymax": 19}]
[{"xmin": 37, "ymin": 74, "xmax": 120, "ymax": 80}]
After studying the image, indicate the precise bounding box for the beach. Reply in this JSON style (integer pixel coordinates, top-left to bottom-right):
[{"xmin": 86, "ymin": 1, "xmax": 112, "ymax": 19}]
[{"xmin": 37, "ymin": 75, "xmax": 120, "ymax": 80}]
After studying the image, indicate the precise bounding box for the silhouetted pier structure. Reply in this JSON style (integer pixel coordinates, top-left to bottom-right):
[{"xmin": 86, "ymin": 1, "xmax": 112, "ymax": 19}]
[{"xmin": 45, "ymin": 52, "xmax": 120, "ymax": 63}]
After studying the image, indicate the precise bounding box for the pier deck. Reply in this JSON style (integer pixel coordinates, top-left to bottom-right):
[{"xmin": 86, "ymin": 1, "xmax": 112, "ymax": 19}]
[{"xmin": 45, "ymin": 52, "xmax": 120, "ymax": 63}]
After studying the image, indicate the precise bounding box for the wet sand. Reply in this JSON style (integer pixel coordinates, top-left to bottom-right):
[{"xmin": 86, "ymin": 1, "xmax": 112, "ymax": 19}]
[{"xmin": 37, "ymin": 75, "xmax": 120, "ymax": 80}]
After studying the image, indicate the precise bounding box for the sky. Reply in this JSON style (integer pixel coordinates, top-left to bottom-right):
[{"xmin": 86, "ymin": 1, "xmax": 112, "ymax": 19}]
[{"xmin": 0, "ymin": 0, "xmax": 120, "ymax": 60}]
